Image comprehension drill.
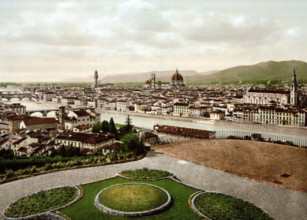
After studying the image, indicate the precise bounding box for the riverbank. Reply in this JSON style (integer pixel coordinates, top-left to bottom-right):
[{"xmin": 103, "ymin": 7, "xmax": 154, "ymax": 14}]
[{"xmin": 98, "ymin": 109, "xmax": 307, "ymax": 137}]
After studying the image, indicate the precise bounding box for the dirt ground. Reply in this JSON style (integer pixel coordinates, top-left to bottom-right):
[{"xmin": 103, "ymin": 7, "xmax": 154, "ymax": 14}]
[{"xmin": 153, "ymin": 139, "xmax": 307, "ymax": 193}]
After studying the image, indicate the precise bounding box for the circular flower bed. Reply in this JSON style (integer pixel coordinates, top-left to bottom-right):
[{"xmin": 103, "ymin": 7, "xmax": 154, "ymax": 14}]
[
  {"xmin": 95, "ymin": 183, "xmax": 172, "ymax": 217},
  {"xmin": 191, "ymin": 192, "xmax": 273, "ymax": 220},
  {"xmin": 119, "ymin": 168, "xmax": 173, "ymax": 180},
  {"xmin": 4, "ymin": 186, "xmax": 79, "ymax": 218}
]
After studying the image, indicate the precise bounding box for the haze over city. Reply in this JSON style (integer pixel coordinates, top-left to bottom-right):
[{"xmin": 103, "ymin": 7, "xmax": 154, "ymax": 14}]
[{"xmin": 0, "ymin": 0, "xmax": 306, "ymax": 82}]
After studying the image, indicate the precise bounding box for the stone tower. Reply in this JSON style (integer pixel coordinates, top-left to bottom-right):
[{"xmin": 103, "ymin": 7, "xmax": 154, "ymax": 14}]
[
  {"xmin": 94, "ymin": 70, "xmax": 98, "ymax": 88},
  {"xmin": 151, "ymin": 73, "xmax": 156, "ymax": 89},
  {"xmin": 59, "ymin": 106, "xmax": 65, "ymax": 130},
  {"xmin": 290, "ymin": 69, "xmax": 298, "ymax": 106}
]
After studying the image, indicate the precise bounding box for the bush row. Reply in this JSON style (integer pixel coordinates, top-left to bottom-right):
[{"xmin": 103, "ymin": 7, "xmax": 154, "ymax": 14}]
[
  {"xmin": 0, "ymin": 156, "xmax": 80, "ymax": 173},
  {"xmin": 1, "ymin": 152, "xmax": 144, "ymax": 183}
]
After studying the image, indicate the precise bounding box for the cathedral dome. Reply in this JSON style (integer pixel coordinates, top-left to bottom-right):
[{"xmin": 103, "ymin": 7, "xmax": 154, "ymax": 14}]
[{"xmin": 171, "ymin": 69, "xmax": 183, "ymax": 81}]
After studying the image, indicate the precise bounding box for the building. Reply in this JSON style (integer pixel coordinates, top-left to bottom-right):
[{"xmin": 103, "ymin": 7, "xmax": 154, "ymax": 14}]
[
  {"xmin": 243, "ymin": 70, "xmax": 299, "ymax": 106},
  {"xmin": 20, "ymin": 117, "xmax": 59, "ymax": 131},
  {"xmin": 65, "ymin": 109, "xmax": 97, "ymax": 130},
  {"xmin": 43, "ymin": 92, "xmax": 57, "ymax": 101},
  {"xmin": 210, "ymin": 110, "xmax": 225, "ymax": 120},
  {"xmin": 94, "ymin": 70, "xmax": 98, "ymax": 88},
  {"xmin": 56, "ymin": 133, "xmax": 116, "ymax": 151},
  {"xmin": 0, "ymin": 137, "xmax": 10, "ymax": 150},
  {"xmin": 170, "ymin": 69, "xmax": 185, "ymax": 88},
  {"xmin": 5, "ymin": 103, "xmax": 26, "ymax": 115},
  {"xmin": 116, "ymin": 100, "xmax": 128, "ymax": 111},
  {"xmin": 259, "ymin": 106, "xmax": 306, "ymax": 126},
  {"xmin": 173, "ymin": 102, "xmax": 189, "ymax": 117},
  {"xmin": 243, "ymin": 88, "xmax": 289, "ymax": 105},
  {"xmin": 93, "ymin": 70, "xmax": 115, "ymax": 90},
  {"xmin": 151, "ymin": 73, "xmax": 156, "ymax": 89},
  {"xmin": 188, "ymin": 106, "xmax": 211, "ymax": 118},
  {"xmin": 7, "ymin": 115, "xmax": 33, "ymax": 133},
  {"xmin": 290, "ymin": 69, "xmax": 298, "ymax": 106}
]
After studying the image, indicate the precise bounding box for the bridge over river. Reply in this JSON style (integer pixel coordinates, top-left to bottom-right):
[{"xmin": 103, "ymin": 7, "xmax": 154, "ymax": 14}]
[
  {"xmin": 0, "ymin": 93, "xmax": 32, "ymax": 101},
  {"xmin": 26, "ymin": 106, "xmax": 95, "ymax": 117}
]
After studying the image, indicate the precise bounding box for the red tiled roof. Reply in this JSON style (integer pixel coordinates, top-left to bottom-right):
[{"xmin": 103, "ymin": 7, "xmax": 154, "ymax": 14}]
[
  {"xmin": 73, "ymin": 109, "xmax": 90, "ymax": 117},
  {"xmin": 102, "ymin": 142, "xmax": 121, "ymax": 150},
  {"xmin": 17, "ymin": 147, "xmax": 27, "ymax": 153},
  {"xmin": 23, "ymin": 118, "xmax": 58, "ymax": 126},
  {"xmin": 13, "ymin": 137, "xmax": 27, "ymax": 145},
  {"xmin": 0, "ymin": 138, "xmax": 9, "ymax": 146},
  {"xmin": 57, "ymin": 133, "xmax": 114, "ymax": 144},
  {"xmin": 144, "ymin": 132, "xmax": 158, "ymax": 139}
]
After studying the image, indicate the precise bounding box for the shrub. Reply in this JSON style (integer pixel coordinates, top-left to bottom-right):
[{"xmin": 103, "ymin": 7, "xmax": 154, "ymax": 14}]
[
  {"xmin": 45, "ymin": 163, "xmax": 53, "ymax": 171},
  {"xmin": 30, "ymin": 166, "xmax": 37, "ymax": 174},
  {"xmin": 4, "ymin": 169, "xmax": 15, "ymax": 180}
]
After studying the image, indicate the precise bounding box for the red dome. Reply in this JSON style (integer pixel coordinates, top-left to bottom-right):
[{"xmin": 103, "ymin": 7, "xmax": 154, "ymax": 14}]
[{"xmin": 171, "ymin": 69, "xmax": 183, "ymax": 81}]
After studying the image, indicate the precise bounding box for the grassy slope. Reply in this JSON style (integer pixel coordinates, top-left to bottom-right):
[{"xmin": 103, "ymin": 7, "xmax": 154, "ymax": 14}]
[
  {"xmin": 99, "ymin": 184, "xmax": 168, "ymax": 212},
  {"xmin": 185, "ymin": 60, "xmax": 307, "ymax": 84},
  {"xmin": 60, "ymin": 177, "xmax": 200, "ymax": 220}
]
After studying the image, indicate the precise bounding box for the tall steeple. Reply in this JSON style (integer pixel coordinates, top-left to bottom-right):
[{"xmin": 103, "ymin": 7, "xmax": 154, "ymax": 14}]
[
  {"xmin": 290, "ymin": 69, "xmax": 298, "ymax": 106},
  {"xmin": 94, "ymin": 70, "xmax": 98, "ymax": 88}
]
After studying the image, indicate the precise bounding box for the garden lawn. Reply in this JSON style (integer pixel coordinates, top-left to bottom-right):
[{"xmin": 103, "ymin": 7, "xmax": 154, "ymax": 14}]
[
  {"xmin": 5, "ymin": 187, "xmax": 78, "ymax": 218},
  {"xmin": 99, "ymin": 184, "xmax": 168, "ymax": 212},
  {"xmin": 194, "ymin": 193, "xmax": 273, "ymax": 220},
  {"xmin": 60, "ymin": 177, "xmax": 200, "ymax": 219}
]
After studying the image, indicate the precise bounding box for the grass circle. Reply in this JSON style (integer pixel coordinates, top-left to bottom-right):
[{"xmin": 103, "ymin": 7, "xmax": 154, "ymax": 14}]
[
  {"xmin": 4, "ymin": 186, "xmax": 78, "ymax": 218},
  {"xmin": 193, "ymin": 192, "xmax": 273, "ymax": 220},
  {"xmin": 99, "ymin": 184, "xmax": 168, "ymax": 212},
  {"xmin": 120, "ymin": 168, "xmax": 173, "ymax": 180}
]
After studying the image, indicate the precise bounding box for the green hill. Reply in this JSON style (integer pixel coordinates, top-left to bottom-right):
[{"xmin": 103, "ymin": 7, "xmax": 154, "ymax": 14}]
[{"xmin": 185, "ymin": 60, "xmax": 307, "ymax": 86}]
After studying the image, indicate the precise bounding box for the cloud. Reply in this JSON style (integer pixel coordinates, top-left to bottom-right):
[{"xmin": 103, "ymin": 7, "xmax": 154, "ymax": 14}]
[{"xmin": 0, "ymin": 0, "xmax": 306, "ymax": 82}]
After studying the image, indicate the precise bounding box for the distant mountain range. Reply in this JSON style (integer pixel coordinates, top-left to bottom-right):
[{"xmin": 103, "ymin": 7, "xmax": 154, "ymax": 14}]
[
  {"xmin": 63, "ymin": 60, "xmax": 307, "ymax": 84},
  {"xmin": 186, "ymin": 60, "xmax": 307, "ymax": 84}
]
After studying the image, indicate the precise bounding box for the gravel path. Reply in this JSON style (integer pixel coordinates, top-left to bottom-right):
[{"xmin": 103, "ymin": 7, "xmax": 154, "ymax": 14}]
[{"xmin": 1, "ymin": 152, "xmax": 306, "ymax": 220}]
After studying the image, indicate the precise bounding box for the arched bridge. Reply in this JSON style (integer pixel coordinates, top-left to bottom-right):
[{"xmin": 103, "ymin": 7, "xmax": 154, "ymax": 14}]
[
  {"xmin": 0, "ymin": 93, "xmax": 32, "ymax": 101},
  {"xmin": 26, "ymin": 106, "xmax": 95, "ymax": 117},
  {"xmin": 26, "ymin": 108, "xmax": 59, "ymax": 117}
]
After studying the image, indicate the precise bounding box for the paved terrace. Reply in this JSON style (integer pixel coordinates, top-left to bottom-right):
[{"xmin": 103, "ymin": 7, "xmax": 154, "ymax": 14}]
[{"xmin": 0, "ymin": 152, "xmax": 306, "ymax": 220}]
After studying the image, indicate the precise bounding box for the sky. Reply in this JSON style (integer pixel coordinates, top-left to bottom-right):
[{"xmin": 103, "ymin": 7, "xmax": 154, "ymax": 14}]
[{"xmin": 0, "ymin": 0, "xmax": 306, "ymax": 82}]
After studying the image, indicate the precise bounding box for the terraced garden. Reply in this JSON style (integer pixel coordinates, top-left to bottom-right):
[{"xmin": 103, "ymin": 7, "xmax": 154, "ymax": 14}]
[{"xmin": 3, "ymin": 169, "xmax": 274, "ymax": 219}]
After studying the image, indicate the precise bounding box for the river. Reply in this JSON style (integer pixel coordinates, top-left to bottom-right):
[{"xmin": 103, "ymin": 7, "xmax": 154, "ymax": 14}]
[{"xmin": 3, "ymin": 99, "xmax": 306, "ymax": 146}]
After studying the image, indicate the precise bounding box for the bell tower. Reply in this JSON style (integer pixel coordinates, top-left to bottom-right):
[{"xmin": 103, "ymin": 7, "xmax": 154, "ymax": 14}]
[
  {"xmin": 290, "ymin": 69, "xmax": 298, "ymax": 106},
  {"xmin": 94, "ymin": 70, "xmax": 98, "ymax": 88},
  {"xmin": 151, "ymin": 73, "xmax": 156, "ymax": 89}
]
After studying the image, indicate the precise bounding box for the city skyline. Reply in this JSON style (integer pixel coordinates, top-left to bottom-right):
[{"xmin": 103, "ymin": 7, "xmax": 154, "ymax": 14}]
[{"xmin": 1, "ymin": 0, "xmax": 306, "ymax": 82}]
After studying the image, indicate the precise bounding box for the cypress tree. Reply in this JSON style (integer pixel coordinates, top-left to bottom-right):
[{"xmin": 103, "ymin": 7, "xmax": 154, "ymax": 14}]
[{"xmin": 109, "ymin": 117, "xmax": 117, "ymax": 134}]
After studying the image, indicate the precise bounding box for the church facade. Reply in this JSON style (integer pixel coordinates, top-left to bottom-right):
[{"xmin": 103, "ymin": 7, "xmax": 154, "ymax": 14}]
[{"xmin": 243, "ymin": 70, "xmax": 298, "ymax": 106}]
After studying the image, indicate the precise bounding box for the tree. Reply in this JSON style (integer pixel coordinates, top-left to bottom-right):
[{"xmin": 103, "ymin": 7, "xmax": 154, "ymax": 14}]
[
  {"xmin": 0, "ymin": 149, "xmax": 14, "ymax": 159},
  {"xmin": 125, "ymin": 115, "xmax": 133, "ymax": 133},
  {"xmin": 101, "ymin": 120, "xmax": 109, "ymax": 132},
  {"xmin": 109, "ymin": 117, "xmax": 117, "ymax": 134},
  {"xmin": 92, "ymin": 122, "xmax": 102, "ymax": 133},
  {"xmin": 120, "ymin": 133, "xmax": 144, "ymax": 154}
]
